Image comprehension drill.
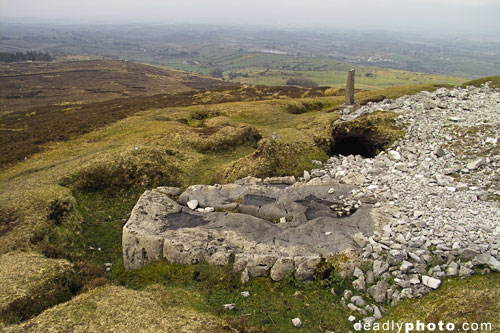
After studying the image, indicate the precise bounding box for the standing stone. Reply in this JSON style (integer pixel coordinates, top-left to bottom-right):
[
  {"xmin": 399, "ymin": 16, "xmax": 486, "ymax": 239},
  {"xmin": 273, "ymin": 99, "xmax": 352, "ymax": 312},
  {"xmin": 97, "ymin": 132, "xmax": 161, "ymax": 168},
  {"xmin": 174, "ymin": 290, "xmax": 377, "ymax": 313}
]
[{"xmin": 345, "ymin": 69, "xmax": 355, "ymax": 105}]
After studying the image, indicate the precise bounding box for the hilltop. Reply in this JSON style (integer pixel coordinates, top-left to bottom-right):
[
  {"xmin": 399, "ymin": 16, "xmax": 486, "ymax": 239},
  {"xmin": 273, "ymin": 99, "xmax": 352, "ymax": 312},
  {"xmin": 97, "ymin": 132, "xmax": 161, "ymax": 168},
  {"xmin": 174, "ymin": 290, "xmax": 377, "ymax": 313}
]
[
  {"xmin": 0, "ymin": 59, "xmax": 231, "ymax": 113},
  {"xmin": 0, "ymin": 71, "xmax": 499, "ymax": 331},
  {"xmin": 0, "ymin": 59, "xmax": 235, "ymax": 167}
]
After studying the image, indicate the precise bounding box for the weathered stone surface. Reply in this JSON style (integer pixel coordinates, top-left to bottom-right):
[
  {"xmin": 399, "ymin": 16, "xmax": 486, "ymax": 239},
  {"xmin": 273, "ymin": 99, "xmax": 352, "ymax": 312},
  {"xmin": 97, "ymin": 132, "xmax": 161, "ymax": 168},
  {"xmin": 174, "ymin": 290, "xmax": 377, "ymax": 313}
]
[
  {"xmin": 295, "ymin": 256, "xmax": 321, "ymax": 281},
  {"xmin": 352, "ymin": 276, "xmax": 366, "ymax": 291},
  {"xmin": 270, "ymin": 257, "xmax": 294, "ymax": 281},
  {"xmin": 345, "ymin": 69, "xmax": 355, "ymax": 105},
  {"xmin": 351, "ymin": 296, "xmax": 366, "ymax": 307},
  {"xmin": 367, "ymin": 281, "xmax": 388, "ymax": 303},
  {"xmin": 123, "ymin": 182, "xmax": 375, "ymax": 279},
  {"xmin": 373, "ymin": 260, "xmax": 389, "ymax": 277},
  {"xmin": 467, "ymin": 157, "xmax": 485, "ymax": 170},
  {"xmin": 292, "ymin": 317, "xmax": 303, "ymax": 328},
  {"xmin": 223, "ymin": 303, "xmax": 236, "ymax": 311},
  {"xmin": 473, "ymin": 254, "xmax": 500, "ymax": 272},
  {"xmin": 422, "ymin": 275, "xmax": 441, "ymax": 289},
  {"xmin": 247, "ymin": 255, "xmax": 278, "ymax": 277}
]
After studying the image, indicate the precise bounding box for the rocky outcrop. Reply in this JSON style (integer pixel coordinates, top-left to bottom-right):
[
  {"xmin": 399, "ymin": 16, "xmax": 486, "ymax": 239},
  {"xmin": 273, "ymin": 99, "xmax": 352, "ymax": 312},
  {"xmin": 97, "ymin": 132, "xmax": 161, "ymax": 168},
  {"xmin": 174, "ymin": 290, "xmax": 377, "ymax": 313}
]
[
  {"xmin": 329, "ymin": 83, "xmax": 500, "ymax": 324},
  {"xmin": 123, "ymin": 177, "xmax": 378, "ymax": 280}
]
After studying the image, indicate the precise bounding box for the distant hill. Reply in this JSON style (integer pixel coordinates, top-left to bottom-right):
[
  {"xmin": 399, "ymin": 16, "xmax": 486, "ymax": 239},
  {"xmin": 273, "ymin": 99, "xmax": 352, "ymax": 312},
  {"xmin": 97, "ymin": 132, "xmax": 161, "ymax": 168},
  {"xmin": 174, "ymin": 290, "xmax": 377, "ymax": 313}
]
[{"xmin": 0, "ymin": 59, "xmax": 231, "ymax": 113}]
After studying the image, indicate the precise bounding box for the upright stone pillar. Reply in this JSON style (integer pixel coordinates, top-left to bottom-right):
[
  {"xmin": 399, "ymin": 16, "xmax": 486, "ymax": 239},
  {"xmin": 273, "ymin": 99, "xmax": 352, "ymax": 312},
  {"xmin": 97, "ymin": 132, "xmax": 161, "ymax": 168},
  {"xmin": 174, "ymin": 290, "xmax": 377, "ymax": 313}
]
[{"xmin": 345, "ymin": 69, "xmax": 355, "ymax": 105}]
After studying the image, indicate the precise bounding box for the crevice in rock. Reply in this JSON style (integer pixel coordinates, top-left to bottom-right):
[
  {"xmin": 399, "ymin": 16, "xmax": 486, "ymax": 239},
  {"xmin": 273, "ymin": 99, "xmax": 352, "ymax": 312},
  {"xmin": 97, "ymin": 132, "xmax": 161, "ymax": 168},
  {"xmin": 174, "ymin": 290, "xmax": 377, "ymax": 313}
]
[
  {"xmin": 330, "ymin": 111, "xmax": 405, "ymax": 158},
  {"xmin": 330, "ymin": 131, "xmax": 382, "ymax": 158}
]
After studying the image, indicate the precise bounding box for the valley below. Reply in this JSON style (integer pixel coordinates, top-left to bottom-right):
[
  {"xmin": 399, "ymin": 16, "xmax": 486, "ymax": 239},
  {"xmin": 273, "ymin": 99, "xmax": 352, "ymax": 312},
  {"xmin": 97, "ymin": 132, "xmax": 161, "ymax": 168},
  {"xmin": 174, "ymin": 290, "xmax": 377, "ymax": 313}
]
[{"xmin": 0, "ymin": 34, "xmax": 499, "ymax": 331}]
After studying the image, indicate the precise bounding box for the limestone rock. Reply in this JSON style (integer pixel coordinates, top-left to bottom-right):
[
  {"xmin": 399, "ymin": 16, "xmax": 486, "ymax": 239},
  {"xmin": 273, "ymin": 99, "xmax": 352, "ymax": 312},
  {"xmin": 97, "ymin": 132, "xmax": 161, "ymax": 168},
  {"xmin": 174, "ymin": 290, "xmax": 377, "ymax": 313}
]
[
  {"xmin": 367, "ymin": 281, "xmax": 388, "ymax": 303},
  {"xmin": 270, "ymin": 257, "xmax": 294, "ymax": 281},
  {"xmin": 388, "ymin": 150, "xmax": 401, "ymax": 161},
  {"xmin": 422, "ymin": 275, "xmax": 441, "ymax": 289},
  {"xmin": 351, "ymin": 296, "xmax": 366, "ymax": 307},
  {"xmin": 223, "ymin": 303, "xmax": 236, "ymax": 311},
  {"xmin": 292, "ymin": 318, "xmax": 303, "ymax": 328},
  {"xmin": 295, "ymin": 256, "xmax": 321, "ymax": 281},
  {"xmin": 473, "ymin": 254, "xmax": 500, "ymax": 272},
  {"xmin": 187, "ymin": 200, "xmax": 199, "ymax": 210},
  {"xmin": 467, "ymin": 157, "xmax": 485, "ymax": 170}
]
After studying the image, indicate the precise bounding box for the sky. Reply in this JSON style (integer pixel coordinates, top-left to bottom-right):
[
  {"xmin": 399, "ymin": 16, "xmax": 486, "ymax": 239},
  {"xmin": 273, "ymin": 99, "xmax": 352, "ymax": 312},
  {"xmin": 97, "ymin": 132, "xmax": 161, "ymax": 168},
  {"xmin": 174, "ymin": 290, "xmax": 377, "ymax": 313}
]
[{"xmin": 1, "ymin": 0, "xmax": 499, "ymax": 35}]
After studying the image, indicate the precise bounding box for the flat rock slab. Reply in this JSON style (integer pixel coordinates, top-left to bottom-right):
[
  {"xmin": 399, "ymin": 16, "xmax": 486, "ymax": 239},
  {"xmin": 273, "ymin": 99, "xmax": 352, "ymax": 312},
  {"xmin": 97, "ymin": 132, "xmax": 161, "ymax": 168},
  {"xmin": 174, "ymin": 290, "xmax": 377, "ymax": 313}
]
[{"xmin": 123, "ymin": 178, "xmax": 375, "ymax": 279}]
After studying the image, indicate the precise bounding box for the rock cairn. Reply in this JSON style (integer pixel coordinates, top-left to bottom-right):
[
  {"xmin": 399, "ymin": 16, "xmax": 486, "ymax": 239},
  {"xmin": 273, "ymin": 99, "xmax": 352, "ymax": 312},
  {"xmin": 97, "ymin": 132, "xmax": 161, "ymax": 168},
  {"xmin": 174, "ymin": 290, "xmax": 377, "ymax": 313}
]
[{"xmin": 315, "ymin": 83, "xmax": 500, "ymax": 323}]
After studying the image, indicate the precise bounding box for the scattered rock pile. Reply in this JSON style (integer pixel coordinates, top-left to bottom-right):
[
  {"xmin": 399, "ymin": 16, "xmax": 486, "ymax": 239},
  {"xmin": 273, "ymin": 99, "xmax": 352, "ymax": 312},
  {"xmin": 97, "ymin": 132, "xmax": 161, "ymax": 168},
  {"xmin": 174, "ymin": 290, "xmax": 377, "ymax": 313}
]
[{"xmin": 323, "ymin": 83, "xmax": 500, "ymax": 323}]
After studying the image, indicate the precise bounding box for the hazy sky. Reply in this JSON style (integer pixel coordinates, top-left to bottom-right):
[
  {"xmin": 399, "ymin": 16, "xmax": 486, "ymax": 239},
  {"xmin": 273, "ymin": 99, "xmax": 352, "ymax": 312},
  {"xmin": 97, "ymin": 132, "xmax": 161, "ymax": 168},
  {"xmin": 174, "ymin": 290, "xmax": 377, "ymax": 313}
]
[{"xmin": 1, "ymin": 0, "xmax": 499, "ymax": 34}]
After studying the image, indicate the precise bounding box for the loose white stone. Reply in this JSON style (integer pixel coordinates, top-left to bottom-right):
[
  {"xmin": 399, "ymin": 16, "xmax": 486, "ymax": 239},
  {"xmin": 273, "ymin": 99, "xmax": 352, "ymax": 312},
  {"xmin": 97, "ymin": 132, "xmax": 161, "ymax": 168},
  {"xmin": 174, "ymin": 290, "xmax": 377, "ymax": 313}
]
[
  {"xmin": 187, "ymin": 200, "xmax": 199, "ymax": 210},
  {"xmin": 223, "ymin": 303, "xmax": 236, "ymax": 310},
  {"xmin": 292, "ymin": 318, "xmax": 303, "ymax": 328},
  {"xmin": 388, "ymin": 150, "xmax": 401, "ymax": 161},
  {"xmin": 422, "ymin": 275, "xmax": 441, "ymax": 289}
]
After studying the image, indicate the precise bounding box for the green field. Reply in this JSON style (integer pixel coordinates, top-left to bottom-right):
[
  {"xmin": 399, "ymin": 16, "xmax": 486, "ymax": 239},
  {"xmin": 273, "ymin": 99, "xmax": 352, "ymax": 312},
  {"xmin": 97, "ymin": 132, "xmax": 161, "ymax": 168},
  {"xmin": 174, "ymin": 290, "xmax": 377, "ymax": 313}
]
[{"xmin": 152, "ymin": 50, "xmax": 467, "ymax": 89}]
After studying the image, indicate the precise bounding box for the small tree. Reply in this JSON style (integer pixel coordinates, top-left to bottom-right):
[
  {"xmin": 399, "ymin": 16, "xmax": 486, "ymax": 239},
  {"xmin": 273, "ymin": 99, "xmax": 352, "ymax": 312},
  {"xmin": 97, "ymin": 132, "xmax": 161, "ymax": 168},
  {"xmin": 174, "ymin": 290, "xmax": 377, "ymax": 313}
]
[
  {"xmin": 209, "ymin": 68, "xmax": 224, "ymax": 78},
  {"xmin": 285, "ymin": 77, "xmax": 318, "ymax": 88}
]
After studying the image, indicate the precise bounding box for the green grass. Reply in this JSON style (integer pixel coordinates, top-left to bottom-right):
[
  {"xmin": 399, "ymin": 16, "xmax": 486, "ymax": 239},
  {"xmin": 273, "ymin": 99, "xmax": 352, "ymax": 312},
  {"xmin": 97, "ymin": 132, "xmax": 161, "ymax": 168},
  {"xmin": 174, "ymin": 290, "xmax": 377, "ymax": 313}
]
[
  {"xmin": 111, "ymin": 259, "xmax": 353, "ymax": 332},
  {"xmin": 462, "ymin": 75, "xmax": 500, "ymax": 89},
  {"xmin": 377, "ymin": 273, "xmax": 500, "ymax": 332},
  {"xmin": 2, "ymin": 80, "xmax": 492, "ymax": 331},
  {"xmin": 156, "ymin": 51, "xmax": 467, "ymax": 89},
  {"xmin": 43, "ymin": 190, "xmax": 141, "ymax": 266}
]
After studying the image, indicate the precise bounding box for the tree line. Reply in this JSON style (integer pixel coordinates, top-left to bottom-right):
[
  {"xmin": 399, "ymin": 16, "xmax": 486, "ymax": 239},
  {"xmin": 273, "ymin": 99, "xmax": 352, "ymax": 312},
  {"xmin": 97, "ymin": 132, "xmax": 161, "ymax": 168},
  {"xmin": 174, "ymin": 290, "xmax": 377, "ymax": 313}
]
[{"xmin": 0, "ymin": 50, "xmax": 53, "ymax": 63}]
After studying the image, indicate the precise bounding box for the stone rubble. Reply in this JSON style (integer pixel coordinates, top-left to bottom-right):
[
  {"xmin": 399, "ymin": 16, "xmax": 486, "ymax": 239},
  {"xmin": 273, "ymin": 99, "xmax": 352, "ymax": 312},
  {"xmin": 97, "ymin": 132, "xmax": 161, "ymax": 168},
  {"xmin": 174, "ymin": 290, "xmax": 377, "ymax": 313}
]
[
  {"xmin": 123, "ymin": 83, "xmax": 499, "ymax": 325},
  {"xmin": 326, "ymin": 83, "xmax": 500, "ymax": 324}
]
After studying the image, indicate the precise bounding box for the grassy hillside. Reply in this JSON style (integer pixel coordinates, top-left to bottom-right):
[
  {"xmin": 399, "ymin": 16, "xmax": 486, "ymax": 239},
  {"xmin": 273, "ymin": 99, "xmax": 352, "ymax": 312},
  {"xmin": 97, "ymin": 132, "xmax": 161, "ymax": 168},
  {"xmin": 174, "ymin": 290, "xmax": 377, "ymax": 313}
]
[
  {"xmin": 0, "ymin": 59, "xmax": 231, "ymax": 113},
  {"xmin": 1, "ymin": 76, "xmax": 499, "ymax": 331}
]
